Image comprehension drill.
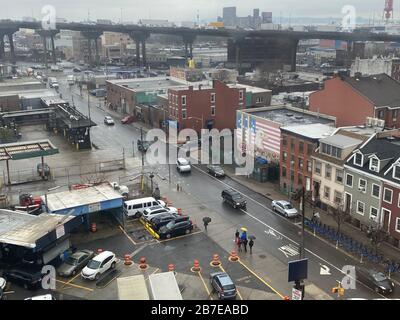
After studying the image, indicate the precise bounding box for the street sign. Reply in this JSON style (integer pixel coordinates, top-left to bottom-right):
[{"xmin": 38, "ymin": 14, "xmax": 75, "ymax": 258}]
[
  {"xmin": 320, "ymin": 264, "xmax": 331, "ymax": 275},
  {"xmin": 292, "ymin": 288, "xmax": 303, "ymax": 300},
  {"xmin": 288, "ymin": 258, "xmax": 308, "ymax": 282}
]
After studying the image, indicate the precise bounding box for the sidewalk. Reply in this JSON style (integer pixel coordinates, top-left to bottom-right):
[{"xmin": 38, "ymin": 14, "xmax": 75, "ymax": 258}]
[{"xmin": 222, "ymin": 165, "xmax": 400, "ymax": 278}]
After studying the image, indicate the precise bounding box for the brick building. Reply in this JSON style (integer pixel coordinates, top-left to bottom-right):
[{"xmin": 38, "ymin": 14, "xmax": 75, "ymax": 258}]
[
  {"xmin": 280, "ymin": 124, "xmax": 335, "ymax": 194},
  {"xmin": 168, "ymin": 80, "xmax": 271, "ymax": 133},
  {"xmin": 309, "ymin": 73, "xmax": 400, "ymax": 128}
]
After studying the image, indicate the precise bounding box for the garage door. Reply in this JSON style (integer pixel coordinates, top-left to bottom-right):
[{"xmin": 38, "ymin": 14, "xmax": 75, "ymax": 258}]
[{"xmin": 42, "ymin": 238, "xmax": 70, "ymax": 265}]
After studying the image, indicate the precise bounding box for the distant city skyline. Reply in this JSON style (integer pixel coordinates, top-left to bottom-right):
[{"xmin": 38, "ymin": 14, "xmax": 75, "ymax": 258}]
[{"xmin": 0, "ymin": 0, "xmax": 397, "ymax": 24}]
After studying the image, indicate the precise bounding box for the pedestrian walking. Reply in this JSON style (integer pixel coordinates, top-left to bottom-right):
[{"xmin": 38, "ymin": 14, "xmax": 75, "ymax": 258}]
[
  {"xmin": 204, "ymin": 220, "xmax": 209, "ymax": 232},
  {"xmin": 243, "ymin": 238, "xmax": 248, "ymax": 253},
  {"xmin": 249, "ymin": 239, "xmax": 254, "ymax": 254},
  {"xmin": 236, "ymin": 237, "xmax": 242, "ymax": 253},
  {"xmin": 235, "ymin": 229, "xmax": 240, "ymax": 242}
]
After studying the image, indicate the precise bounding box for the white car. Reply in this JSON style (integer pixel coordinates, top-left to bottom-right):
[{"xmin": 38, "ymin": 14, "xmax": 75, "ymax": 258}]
[
  {"xmin": 177, "ymin": 158, "xmax": 191, "ymax": 173},
  {"xmin": 81, "ymin": 251, "xmax": 117, "ymax": 281},
  {"xmin": 0, "ymin": 277, "xmax": 6, "ymax": 291},
  {"xmin": 142, "ymin": 205, "xmax": 178, "ymax": 221},
  {"xmin": 25, "ymin": 294, "xmax": 55, "ymax": 300},
  {"xmin": 271, "ymin": 200, "xmax": 299, "ymax": 218},
  {"xmin": 104, "ymin": 116, "xmax": 115, "ymax": 125}
]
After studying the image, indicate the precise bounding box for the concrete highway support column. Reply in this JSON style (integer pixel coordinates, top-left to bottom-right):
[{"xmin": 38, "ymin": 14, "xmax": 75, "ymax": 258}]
[
  {"xmin": 182, "ymin": 34, "xmax": 196, "ymax": 61},
  {"xmin": 50, "ymin": 34, "xmax": 57, "ymax": 64},
  {"xmin": 82, "ymin": 31, "xmax": 102, "ymax": 67},
  {"xmin": 42, "ymin": 35, "xmax": 48, "ymax": 67},
  {"xmin": 129, "ymin": 31, "xmax": 150, "ymax": 68},
  {"xmin": 290, "ymin": 39, "xmax": 299, "ymax": 72},
  {"xmin": 135, "ymin": 39, "xmax": 140, "ymax": 66},
  {"xmin": 7, "ymin": 33, "xmax": 15, "ymax": 63},
  {"xmin": 87, "ymin": 38, "xmax": 93, "ymax": 66},
  {"xmin": 0, "ymin": 34, "xmax": 5, "ymax": 60},
  {"xmin": 141, "ymin": 38, "xmax": 146, "ymax": 67},
  {"xmin": 94, "ymin": 38, "xmax": 100, "ymax": 66}
]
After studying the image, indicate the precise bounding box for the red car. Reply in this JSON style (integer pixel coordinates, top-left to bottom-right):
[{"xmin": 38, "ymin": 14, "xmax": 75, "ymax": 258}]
[{"xmin": 121, "ymin": 115, "xmax": 136, "ymax": 124}]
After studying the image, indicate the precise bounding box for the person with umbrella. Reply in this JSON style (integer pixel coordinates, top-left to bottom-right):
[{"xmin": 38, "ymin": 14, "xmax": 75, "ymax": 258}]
[
  {"xmin": 248, "ymin": 235, "xmax": 256, "ymax": 254},
  {"xmin": 203, "ymin": 217, "xmax": 211, "ymax": 232},
  {"xmin": 240, "ymin": 228, "xmax": 248, "ymax": 252},
  {"xmin": 235, "ymin": 229, "xmax": 240, "ymax": 242}
]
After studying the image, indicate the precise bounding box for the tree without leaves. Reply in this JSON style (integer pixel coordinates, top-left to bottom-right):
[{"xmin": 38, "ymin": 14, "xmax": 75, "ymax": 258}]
[
  {"xmin": 328, "ymin": 202, "xmax": 349, "ymax": 235},
  {"xmin": 367, "ymin": 221, "xmax": 389, "ymax": 255}
]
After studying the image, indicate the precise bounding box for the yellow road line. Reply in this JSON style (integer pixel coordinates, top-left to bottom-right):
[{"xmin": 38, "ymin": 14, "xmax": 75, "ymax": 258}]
[
  {"xmin": 198, "ymin": 271, "xmax": 213, "ymax": 300},
  {"xmin": 218, "ymin": 264, "xmax": 243, "ymax": 300},
  {"xmin": 238, "ymin": 260, "xmax": 285, "ymax": 299},
  {"xmin": 56, "ymin": 279, "xmax": 93, "ymax": 292},
  {"xmin": 60, "ymin": 272, "xmax": 81, "ymax": 289},
  {"xmin": 157, "ymin": 231, "xmax": 202, "ymax": 243},
  {"xmin": 119, "ymin": 225, "xmax": 138, "ymax": 245}
]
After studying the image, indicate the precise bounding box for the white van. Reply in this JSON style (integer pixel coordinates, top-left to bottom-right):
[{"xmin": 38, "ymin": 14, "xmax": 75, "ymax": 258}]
[{"xmin": 124, "ymin": 197, "xmax": 167, "ymax": 218}]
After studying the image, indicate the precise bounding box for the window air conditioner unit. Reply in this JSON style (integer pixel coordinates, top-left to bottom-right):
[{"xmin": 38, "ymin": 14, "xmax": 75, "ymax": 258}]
[
  {"xmin": 358, "ymin": 187, "xmax": 366, "ymax": 192},
  {"xmin": 370, "ymin": 165, "xmax": 378, "ymax": 172}
]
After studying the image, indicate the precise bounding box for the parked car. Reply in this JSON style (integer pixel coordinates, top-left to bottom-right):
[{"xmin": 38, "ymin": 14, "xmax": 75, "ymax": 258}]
[
  {"xmin": 149, "ymin": 214, "xmax": 189, "ymax": 231},
  {"xmin": 210, "ymin": 272, "xmax": 237, "ymax": 300},
  {"xmin": 2, "ymin": 267, "xmax": 43, "ymax": 290},
  {"xmin": 121, "ymin": 115, "xmax": 135, "ymax": 124},
  {"xmin": 158, "ymin": 219, "xmax": 193, "ymax": 239},
  {"xmin": 221, "ymin": 189, "xmax": 247, "ymax": 209},
  {"xmin": 0, "ymin": 277, "xmax": 6, "ymax": 299},
  {"xmin": 207, "ymin": 165, "xmax": 225, "ymax": 178},
  {"xmin": 58, "ymin": 249, "xmax": 94, "ymax": 277},
  {"xmin": 104, "ymin": 116, "xmax": 115, "ymax": 125},
  {"xmin": 110, "ymin": 182, "xmax": 129, "ymax": 199},
  {"xmin": 176, "ymin": 158, "xmax": 191, "ymax": 173},
  {"xmin": 37, "ymin": 163, "xmax": 50, "ymax": 178},
  {"xmin": 271, "ymin": 200, "xmax": 299, "ymax": 218},
  {"xmin": 81, "ymin": 250, "xmax": 117, "ymax": 281},
  {"xmin": 73, "ymin": 67, "xmax": 82, "ymax": 73},
  {"xmin": 25, "ymin": 294, "xmax": 56, "ymax": 300},
  {"xmin": 142, "ymin": 205, "xmax": 178, "ymax": 221},
  {"xmin": 90, "ymin": 88, "xmax": 106, "ymax": 97},
  {"xmin": 356, "ymin": 267, "xmax": 394, "ymax": 295}
]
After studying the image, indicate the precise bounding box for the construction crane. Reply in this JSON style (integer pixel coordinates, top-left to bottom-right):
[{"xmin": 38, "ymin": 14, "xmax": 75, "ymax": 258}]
[{"xmin": 384, "ymin": 0, "xmax": 394, "ymax": 23}]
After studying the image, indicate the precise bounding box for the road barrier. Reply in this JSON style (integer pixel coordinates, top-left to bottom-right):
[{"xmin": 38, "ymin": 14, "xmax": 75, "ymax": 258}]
[
  {"xmin": 191, "ymin": 260, "xmax": 201, "ymax": 272},
  {"xmin": 124, "ymin": 254, "xmax": 132, "ymax": 266},
  {"xmin": 211, "ymin": 254, "xmax": 221, "ymax": 267},
  {"xmin": 139, "ymin": 257, "xmax": 148, "ymax": 270},
  {"xmin": 139, "ymin": 216, "xmax": 160, "ymax": 240},
  {"xmin": 229, "ymin": 250, "xmax": 239, "ymax": 262}
]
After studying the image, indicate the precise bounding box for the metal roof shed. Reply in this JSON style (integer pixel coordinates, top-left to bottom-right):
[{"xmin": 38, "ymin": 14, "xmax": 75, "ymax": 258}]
[{"xmin": 43, "ymin": 184, "xmax": 123, "ymax": 216}]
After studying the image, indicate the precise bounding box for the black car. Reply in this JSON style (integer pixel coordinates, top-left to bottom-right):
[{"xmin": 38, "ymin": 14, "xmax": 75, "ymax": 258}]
[
  {"xmin": 150, "ymin": 214, "xmax": 188, "ymax": 231},
  {"xmin": 356, "ymin": 267, "xmax": 394, "ymax": 295},
  {"xmin": 158, "ymin": 220, "xmax": 193, "ymax": 239},
  {"xmin": 2, "ymin": 267, "xmax": 43, "ymax": 290},
  {"xmin": 207, "ymin": 165, "xmax": 225, "ymax": 178},
  {"xmin": 221, "ymin": 189, "xmax": 247, "ymax": 209},
  {"xmin": 210, "ymin": 272, "xmax": 237, "ymax": 300}
]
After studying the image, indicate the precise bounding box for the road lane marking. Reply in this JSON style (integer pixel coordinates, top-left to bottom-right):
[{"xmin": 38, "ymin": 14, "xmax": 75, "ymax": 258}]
[
  {"xmin": 197, "ymin": 271, "xmax": 213, "ymax": 300},
  {"xmin": 119, "ymin": 225, "xmax": 138, "ymax": 245},
  {"xmin": 278, "ymin": 244, "xmax": 299, "ymax": 258},
  {"xmin": 237, "ymin": 260, "xmax": 285, "ymax": 299},
  {"xmin": 56, "ymin": 279, "xmax": 93, "ymax": 292},
  {"xmin": 61, "ymin": 272, "xmax": 81, "ymax": 289}
]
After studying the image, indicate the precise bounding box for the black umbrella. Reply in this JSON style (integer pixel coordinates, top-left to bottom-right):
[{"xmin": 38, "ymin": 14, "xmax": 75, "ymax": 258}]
[
  {"xmin": 248, "ymin": 235, "xmax": 256, "ymax": 240},
  {"xmin": 203, "ymin": 217, "xmax": 212, "ymax": 224}
]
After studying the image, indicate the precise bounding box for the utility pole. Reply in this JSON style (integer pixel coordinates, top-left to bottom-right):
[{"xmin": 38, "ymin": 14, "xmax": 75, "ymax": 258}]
[
  {"xmin": 87, "ymin": 91, "xmax": 91, "ymax": 122},
  {"xmin": 300, "ymin": 187, "xmax": 306, "ymax": 259},
  {"xmin": 140, "ymin": 127, "xmax": 144, "ymax": 167}
]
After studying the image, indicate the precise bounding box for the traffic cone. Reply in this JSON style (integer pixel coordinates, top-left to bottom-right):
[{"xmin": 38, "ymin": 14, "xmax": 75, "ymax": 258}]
[
  {"xmin": 139, "ymin": 257, "xmax": 148, "ymax": 270},
  {"xmin": 229, "ymin": 250, "xmax": 239, "ymax": 262},
  {"xmin": 191, "ymin": 259, "xmax": 201, "ymax": 272},
  {"xmin": 211, "ymin": 254, "xmax": 221, "ymax": 267},
  {"xmin": 124, "ymin": 254, "xmax": 132, "ymax": 266}
]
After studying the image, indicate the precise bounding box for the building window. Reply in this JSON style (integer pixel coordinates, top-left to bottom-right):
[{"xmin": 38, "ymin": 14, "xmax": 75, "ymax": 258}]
[
  {"xmin": 357, "ymin": 201, "xmax": 365, "ymax": 215},
  {"xmin": 298, "ymin": 174, "xmax": 303, "ymax": 186},
  {"xmin": 298, "ymin": 158, "xmax": 303, "ymax": 170},
  {"xmin": 370, "ymin": 207, "xmax": 378, "ymax": 221},
  {"xmin": 321, "ymin": 143, "xmax": 342, "ymax": 158},
  {"xmin": 282, "ymin": 166, "xmax": 287, "ymax": 177},
  {"xmin": 282, "ymin": 152, "xmax": 287, "ymax": 161},
  {"xmin": 307, "ymin": 161, "xmax": 312, "ymax": 173},
  {"xmin": 211, "ymin": 106, "xmax": 215, "ymax": 116},
  {"xmin": 372, "ymin": 184, "xmax": 380, "ymax": 198},
  {"xmin": 393, "ymin": 109, "xmax": 398, "ymax": 120},
  {"xmin": 211, "ymin": 93, "xmax": 215, "ymax": 103},
  {"xmin": 369, "ymin": 158, "xmax": 380, "ymax": 172},
  {"xmin": 334, "ymin": 191, "xmax": 342, "ymax": 204},
  {"xmin": 282, "ymin": 136, "xmax": 287, "ymax": 146},
  {"xmin": 324, "ymin": 186, "xmax": 330, "ymax": 200},
  {"xmin": 394, "ymin": 166, "xmax": 400, "ymax": 180},
  {"xmin": 315, "ymin": 161, "xmax": 322, "ymax": 175},
  {"xmin": 346, "ymin": 173, "xmax": 353, "ymax": 188},
  {"xmin": 290, "ymin": 170, "xmax": 294, "ymax": 182},
  {"xmin": 307, "ymin": 144, "xmax": 313, "ymax": 155},
  {"xmin": 378, "ymin": 110, "xmax": 385, "ymax": 119},
  {"xmin": 290, "ymin": 155, "xmax": 295, "ymax": 168},
  {"xmin": 181, "ymin": 96, "xmax": 186, "ymax": 106},
  {"xmin": 239, "ymin": 91, "xmax": 244, "ymax": 100},
  {"xmin": 256, "ymin": 97, "xmax": 264, "ymax": 103},
  {"xmin": 354, "ymin": 153, "xmax": 363, "ymax": 166},
  {"xmin": 291, "ymin": 139, "xmax": 295, "ymax": 151},
  {"xmin": 396, "ymin": 218, "xmax": 400, "ymax": 233},
  {"xmin": 384, "ymin": 188, "xmax": 393, "ymax": 204},
  {"xmin": 358, "ymin": 179, "xmax": 367, "ymax": 193},
  {"xmin": 299, "ymin": 141, "xmax": 304, "ymax": 153},
  {"xmin": 336, "ymin": 169, "xmax": 343, "ymax": 184},
  {"xmin": 182, "ymin": 109, "xmax": 187, "ymax": 119},
  {"xmin": 325, "ymin": 165, "xmax": 332, "ymax": 180}
]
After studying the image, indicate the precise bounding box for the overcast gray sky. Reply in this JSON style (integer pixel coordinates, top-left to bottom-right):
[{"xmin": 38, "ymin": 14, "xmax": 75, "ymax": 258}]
[{"xmin": 0, "ymin": 0, "xmax": 391, "ymax": 22}]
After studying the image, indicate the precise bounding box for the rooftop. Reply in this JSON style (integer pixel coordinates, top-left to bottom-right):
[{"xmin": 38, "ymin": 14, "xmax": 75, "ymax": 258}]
[
  {"xmin": 0, "ymin": 88, "xmax": 57, "ymax": 99},
  {"xmin": 0, "ymin": 210, "xmax": 75, "ymax": 248},
  {"xmin": 281, "ymin": 123, "xmax": 335, "ymax": 140},
  {"xmin": 107, "ymin": 77, "xmax": 183, "ymax": 92},
  {"xmin": 45, "ymin": 184, "xmax": 122, "ymax": 212},
  {"xmin": 228, "ymin": 83, "xmax": 271, "ymax": 94},
  {"xmin": 0, "ymin": 139, "xmax": 59, "ymax": 161},
  {"xmin": 320, "ymin": 134, "xmax": 363, "ymax": 149},
  {"xmin": 340, "ymin": 124, "xmax": 387, "ymax": 137},
  {"xmin": 343, "ymin": 73, "xmax": 400, "ymax": 108},
  {"xmin": 242, "ymin": 106, "xmax": 335, "ymax": 126}
]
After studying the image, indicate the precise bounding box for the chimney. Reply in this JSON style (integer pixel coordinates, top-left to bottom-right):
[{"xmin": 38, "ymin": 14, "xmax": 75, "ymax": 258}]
[
  {"xmin": 189, "ymin": 86, "xmax": 193, "ymax": 91},
  {"xmin": 198, "ymin": 84, "xmax": 202, "ymax": 90}
]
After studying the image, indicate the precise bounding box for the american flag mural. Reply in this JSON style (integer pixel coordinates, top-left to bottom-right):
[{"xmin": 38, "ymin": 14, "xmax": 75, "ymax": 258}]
[{"xmin": 236, "ymin": 111, "xmax": 281, "ymax": 162}]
